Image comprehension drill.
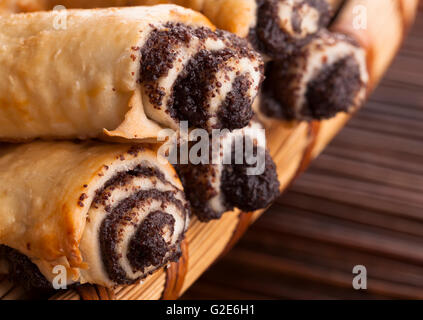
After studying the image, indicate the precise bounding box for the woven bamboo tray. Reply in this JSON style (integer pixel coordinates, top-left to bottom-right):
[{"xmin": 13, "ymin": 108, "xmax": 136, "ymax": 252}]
[{"xmin": 0, "ymin": 0, "xmax": 419, "ymax": 300}]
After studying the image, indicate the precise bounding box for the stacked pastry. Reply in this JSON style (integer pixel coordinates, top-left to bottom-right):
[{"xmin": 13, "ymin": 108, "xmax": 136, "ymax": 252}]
[
  {"xmin": 173, "ymin": 122, "xmax": 280, "ymax": 222},
  {"xmin": 0, "ymin": 143, "xmax": 191, "ymax": 288},
  {"xmin": 261, "ymin": 30, "xmax": 368, "ymax": 120},
  {"xmin": 0, "ymin": 6, "xmax": 263, "ymax": 140},
  {"xmin": 0, "ymin": 5, "xmax": 280, "ymax": 288},
  {"xmin": 0, "ymin": 0, "xmax": 45, "ymax": 13},
  {"xmin": 42, "ymin": 0, "xmax": 368, "ymax": 121}
]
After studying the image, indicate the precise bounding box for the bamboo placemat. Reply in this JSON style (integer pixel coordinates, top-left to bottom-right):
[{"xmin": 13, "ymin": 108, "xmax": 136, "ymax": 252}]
[{"xmin": 0, "ymin": 0, "xmax": 419, "ymax": 300}]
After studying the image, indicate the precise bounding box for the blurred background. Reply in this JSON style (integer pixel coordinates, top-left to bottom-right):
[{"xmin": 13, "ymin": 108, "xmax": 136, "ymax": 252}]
[{"xmin": 183, "ymin": 4, "xmax": 423, "ymax": 300}]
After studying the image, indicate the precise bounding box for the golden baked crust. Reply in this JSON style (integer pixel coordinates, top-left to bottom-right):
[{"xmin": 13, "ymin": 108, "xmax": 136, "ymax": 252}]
[
  {"xmin": 12, "ymin": 0, "xmax": 256, "ymax": 37},
  {"xmin": 0, "ymin": 6, "xmax": 213, "ymax": 141},
  {"xmin": 201, "ymin": 0, "xmax": 256, "ymax": 37},
  {"xmin": 0, "ymin": 141, "xmax": 184, "ymax": 285},
  {"xmin": 0, "ymin": 0, "xmax": 46, "ymax": 14}
]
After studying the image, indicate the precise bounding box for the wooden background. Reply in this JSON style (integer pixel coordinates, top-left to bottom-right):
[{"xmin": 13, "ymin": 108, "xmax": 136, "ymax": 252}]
[{"xmin": 182, "ymin": 4, "xmax": 423, "ymax": 300}]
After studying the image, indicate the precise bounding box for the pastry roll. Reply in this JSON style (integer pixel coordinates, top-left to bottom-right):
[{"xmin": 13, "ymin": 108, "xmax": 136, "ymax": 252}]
[
  {"xmin": 0, "ymin": 6, "xmax": 263, "ymax": 141},
  {"xmin": 249, "ymin": 0, "xmax": 333, "ymax": 59},
  {"xmin": 173, "ymin": 122, "xmax": 280, "ymax": 221},
  {"xmin": 0, "ymin": 0, "xmax": 45, "ymax": 14},
  {"xmin": 259, "ymin": 31, "xmax": 368, "ymax": 120},
  {"xmin": 37, "ymin": 0, "xmax": 333, "ymax": 59},
  {"xmin": 0, "ymin": 142, "xmax": 190, "ymax": 288}
]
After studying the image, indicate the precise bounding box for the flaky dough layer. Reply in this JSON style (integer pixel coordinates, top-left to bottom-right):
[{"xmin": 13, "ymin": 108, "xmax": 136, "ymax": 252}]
[
  {"xmin": 0, "ymin": 141, "xmax": 188, "ymax": 286},
  {"xmin": 0, "ymin": 6, "xmax": 212, "ymax": 141}
]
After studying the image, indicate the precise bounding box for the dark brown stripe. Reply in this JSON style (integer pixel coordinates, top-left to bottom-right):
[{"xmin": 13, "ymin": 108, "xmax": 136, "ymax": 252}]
[
  {"xmin": 161, "ymin": 239, "xmax": 189, "ymax": 300},
  {"xmin": 139, "ymin": 23, "xmax": 195, "ymax": 108},
  {"xmin": 260, "ymin": 60, "xmax": 298, "ymax": 120},
  {"xmin": 221, "ymin": 140, "xmax": 280, "ymax": 213},
  {"xmin": 94, "ymin": 285, "xmax": 116, "ymax": 300},
  {"xmin": 328, "ymin": 0, "xmax": 348, "ymax": 26},
  {"xmin": 217, "ymin": 75, "xmax": 255, "ymax": 130},
  {"xmin": 93, "ymin": 164, "xmax": 168, "ymax": 207},
  {"xmin": 0, "ymin": 245, "xmax": 51, "ymax": 289},
  {"xmin": 100, "ymin": 190, "xmax": 186, "ymax": 285},
  {"xmin": 250, "ymin": 0, "xmax": 331, "ymax": 59},
  {"xmin": 175, "ymin": 162, "xmax": 221, "ymax": 222},
  {"xmin": 262, "ymin": 52, "xmax": 364, "ymax": 121},
  {"xmin": 127, "ymin": 211, "xmax": 176, "ymax": 273},
  {"xmin": 294, "ymin": 120, "xmax": 321, "ymax": 180},
  {"xmin": 220, "ymin": 211, "xmax": 255, "ymax": 259},
  {"xmin": 76, "ymin": 284, "xmax": 100, "ymax": 300},
  {"xmin": 303, "ymin": 54, "xmax": 363, "ymax": 119},
  {"xmin": 139, "ymin": 23, "xmax": 260, "ymax": 131},
  {"xmin": 169, "ymin": 49, "xmax": 236, "ymax": 129},
  {"xmin": 140, "ymin": 24, "xmax": 193, "ymax": 83},
  {"xmin": 177, "ymin": 136, "xmax": 280, "ymax": 222}
]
